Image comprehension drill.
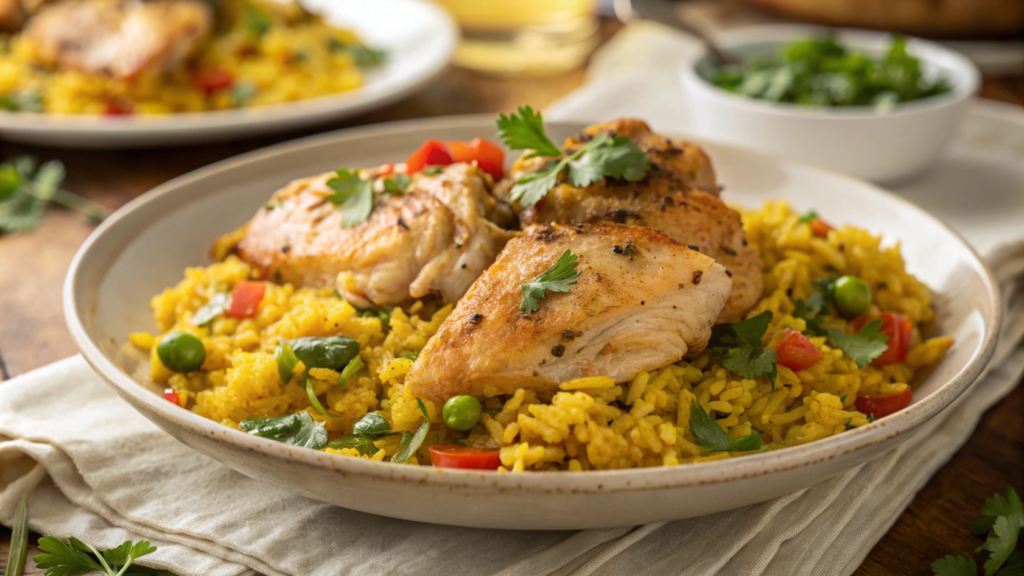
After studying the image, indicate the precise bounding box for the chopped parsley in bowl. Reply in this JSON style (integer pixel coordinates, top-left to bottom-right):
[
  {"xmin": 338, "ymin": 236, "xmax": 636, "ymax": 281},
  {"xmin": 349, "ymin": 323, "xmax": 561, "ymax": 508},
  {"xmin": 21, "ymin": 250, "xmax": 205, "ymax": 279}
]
[{"xmin": 700, "ymin": 36, "xmax": 953, "ymax": 111}]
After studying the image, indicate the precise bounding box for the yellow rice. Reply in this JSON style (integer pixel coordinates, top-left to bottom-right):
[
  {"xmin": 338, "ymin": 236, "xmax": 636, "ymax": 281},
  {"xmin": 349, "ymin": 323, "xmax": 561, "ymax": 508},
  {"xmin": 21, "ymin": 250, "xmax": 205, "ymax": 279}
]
[
  {"xmin": 0, "ymin": 0, "xmax": 367, "ymax": 115},
  {"xmin": 131, "ymin": 201, "xmax": 953, "ymax": 472}
]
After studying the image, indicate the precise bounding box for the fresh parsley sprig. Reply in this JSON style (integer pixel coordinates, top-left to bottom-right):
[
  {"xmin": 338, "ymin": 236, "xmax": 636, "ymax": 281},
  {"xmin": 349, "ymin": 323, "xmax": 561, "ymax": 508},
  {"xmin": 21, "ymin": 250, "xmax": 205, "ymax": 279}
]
[
  {"xmin": 688, "ymin": 399, "xmax": 765, "ymax": 453},
  {"xmin": 931, "ymin": 487, "xmax": 1024, "ymax": 576},
  {"xmin": 35, "ymin": 535, "xmax": 170, "ymax": 576},
  {"xmin": 0, "ymin": 156, "xmax": 111, "ymax": 234},
  {"xmin": 793, "ymin": 276, "xmax": 889, "ymax": 368},
  {"xmin": 326, "ymin": 169, "xmax": 374, "ymax": 227},
  {"xmin": 520, "ymin": 249, "xmax": 582, "ymax": 314},
  {"xmin": 708, "ymin": 311, "xmax": 778, "ymax": 387},
  {"xmin": 496, "ymin": 106, "xmax": 650, "ymax": 207}
]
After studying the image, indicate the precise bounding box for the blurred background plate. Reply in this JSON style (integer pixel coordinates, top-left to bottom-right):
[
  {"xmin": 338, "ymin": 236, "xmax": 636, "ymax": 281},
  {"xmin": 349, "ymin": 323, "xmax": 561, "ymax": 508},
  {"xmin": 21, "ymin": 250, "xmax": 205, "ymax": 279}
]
[{"xmin": 0, "ymin": 0, "xmax": 456, "ymax": 148}]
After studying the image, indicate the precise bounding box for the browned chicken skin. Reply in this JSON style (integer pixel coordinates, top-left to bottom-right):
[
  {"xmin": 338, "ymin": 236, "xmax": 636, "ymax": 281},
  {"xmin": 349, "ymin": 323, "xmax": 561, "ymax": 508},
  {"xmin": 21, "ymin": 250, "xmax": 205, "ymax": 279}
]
[
  {"xmin": 22, "ymin": 0, "xmax": 213, "ymax": 78},
  {"xmin": 224, "ymin": 164, "xmax": 515, "ymax": 309},
  {"xmin": 405, "ymin": 222, "xmax": 732, "ymax": 402},
  {"xmin": 497, "ymin": 118, "xmax": 762, "ymax": 323}
]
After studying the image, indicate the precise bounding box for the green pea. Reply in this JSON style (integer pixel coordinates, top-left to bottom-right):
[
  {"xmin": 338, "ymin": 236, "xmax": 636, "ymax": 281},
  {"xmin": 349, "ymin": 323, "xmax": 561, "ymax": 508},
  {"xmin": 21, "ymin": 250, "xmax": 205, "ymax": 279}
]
[
  {"xmin": 442, "ymin": 395, "xmax": 482, "ymax": 431},
  {"xmin": 834, "ymin": 275, "xmax": 871, "ymax": 316},
  {"xmin": 157, "ymin": 331, "xmax": 206, "ymax": 373}
]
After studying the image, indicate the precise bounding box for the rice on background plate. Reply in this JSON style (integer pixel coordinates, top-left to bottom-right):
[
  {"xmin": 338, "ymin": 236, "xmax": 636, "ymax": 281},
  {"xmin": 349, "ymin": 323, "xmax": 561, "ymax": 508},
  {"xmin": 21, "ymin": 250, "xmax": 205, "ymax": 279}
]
[{"xmin": 129, "ymin": 201, "xmax": 953, "ymax": 472}]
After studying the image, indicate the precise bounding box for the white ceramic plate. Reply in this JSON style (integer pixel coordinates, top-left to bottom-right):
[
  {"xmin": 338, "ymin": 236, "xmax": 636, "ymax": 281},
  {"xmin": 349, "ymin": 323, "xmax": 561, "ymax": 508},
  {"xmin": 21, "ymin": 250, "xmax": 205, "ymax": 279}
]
[
  {"xmin": 0, "ymin": 0, "xmax": 456, "ymax": 148},
  {"xmin": 63, "ymin": 116, "xmax": 1000, "ymax": 529}
]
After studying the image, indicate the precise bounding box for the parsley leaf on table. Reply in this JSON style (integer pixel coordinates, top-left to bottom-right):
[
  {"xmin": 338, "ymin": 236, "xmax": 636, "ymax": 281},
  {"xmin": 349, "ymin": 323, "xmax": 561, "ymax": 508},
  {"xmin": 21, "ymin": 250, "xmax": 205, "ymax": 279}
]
[
  {"xmin": 239, "ymin": 411, "xmax": 328, "ymax": 450},
  {"xmin": 0, "ymin": 156, "xmax": 111, "ymax": 234},
  {"xmin": 983, "ymin": 516, "xmax": 1022, "ymax": 576},
  {"xmin": 498, "ymin": 106, "xmax": 650, "ymax": 208},
  {"xmin": 973, "ymin": 488, "xmax": 1024, "ymax": 538},
  {"xmin": 932, "ymin": 555, "xmax": 979, "ymax": 576},
  {"xmin": 519, "ymin": 249, "xmax": 582, "ymax": 314},
  {"xmin": 35, "ymin": 535, "xmax": 164, "ymax": 576},
  {"xmin": 825, "ymin": 319, "xmax": 889, "ymax": 369},
  {"xmin": 496, "ymin": 105, "xmax": 562, "ymax": 158},
  {"xmin": 326, "ymin": 168, "xmax": 374, "ymax": 227},
  {"xmin": 688, "ymin": 399, "xmax": 764, "ymax": 453}
]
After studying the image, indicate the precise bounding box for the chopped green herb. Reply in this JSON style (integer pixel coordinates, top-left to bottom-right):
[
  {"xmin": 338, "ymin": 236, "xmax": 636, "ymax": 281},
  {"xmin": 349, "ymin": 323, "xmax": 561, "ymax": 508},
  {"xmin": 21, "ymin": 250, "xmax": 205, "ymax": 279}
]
[
  {"xmin": 0, "ymin": 89, "xmax": 42, "ymax": 113},
  {"xmin": 497, "ymin": 106, "xmax": 650, "ymax": 207},
  {"xmin": 190, "ymin": 292, "xmax": 231, "ymax": 327},
  {"xmin": 399, "ymin": 351, "xmax": 418, "ymax": 361},
  {"xmin": 826, "ymin": 318, "xmax": 889, "ymax": 368},
  {"xmin": 6, "ymin": 496, "xmax": 27, "ymax": 576},
  {"xmin": 422, "ymin": 166, "xmax": 443, "ymax": 176},
  {"xmin": 710, "ymin": 310, "xmax": 773, "ymax": 348},
  {"xmin": 327, "ymin": 39, "xmax": 386, "ymax": 67},
  {"xmin": 305, "ymin": 378, "xmax": 337, "ymax": 420},
  {"xmin": 382, "ymin": 173, "xmax": 412, "ymax": 194},
  {"xmin": 338, "ymin": 356, "xmax": 364, "ymax": 386},
  {"xmin": 326, "ymin": 168, "xmax": 374, "ymax": 227},
  {"xmin": 35, "ymin": 536, "xmax": 167, "ymax": 576},
  {"xmin": 393, "ymin": 399, "xmax": 431, "ymax": 463},
  {"xmin": 844, "ymin": 418, "xmax": 854, "ymax": 431},
  {"xmin": 242, "ymin": 2, "xmax": 272, "ymax": 37},
  {"xmin": 230, "ymin": 81, "xmax": 258, "ymax": 107},
  {"xmin": 702, "ymin": 35, "xmax": 952, "ymax": 109},
  {"xmin": 708, "ymin": 311, "xmax": 778, "ymax": 387},
  {"xmin": 840, "ymin": 394, "xmax": 847, "ymax": 403},
  {"xmin": 520, "ymin": 249, "xmax": 582, "ymax": 314},
  {"xmin": 797, "ymin": 210, "xmax": 819, "ymax": 224},
  {"xmin": 688, "ymin": 400, "xmax": 764, "ymax": 453},
  {"xmin": 240, "ymin": 411, "xmax": 328, "ymax": 449},
  {"xmin": 326, "ymin": 434, "xmax": 377, "ymax": 456},
  {"xmin": 720, "ymin": 346, "xmax": 778, "ymax": 387},
  {"xmin": 279, "ymin": 335, "xmax": 360, "ymax": 375},
  {"xmin": 352, "ymin": 412, "xmax": 391, "ymax": 437},
  {"xmin": 931, "ymin": 555, "xmax": 978, "ymax": 576},
  {"xmin": 867, "ymin": 413, "xmax": 876, "ymax": 423},
  {"xmin": 276, "ymin": 342, "xmax": 300, "ymax": 383}
]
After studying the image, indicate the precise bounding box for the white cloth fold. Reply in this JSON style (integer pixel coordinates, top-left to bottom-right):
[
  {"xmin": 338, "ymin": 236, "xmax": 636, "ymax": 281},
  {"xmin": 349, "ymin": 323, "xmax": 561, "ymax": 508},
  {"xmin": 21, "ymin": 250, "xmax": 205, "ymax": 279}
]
[{"xmin": 3, "ymin": 25, "xmax": 1024, "ymax": 576}]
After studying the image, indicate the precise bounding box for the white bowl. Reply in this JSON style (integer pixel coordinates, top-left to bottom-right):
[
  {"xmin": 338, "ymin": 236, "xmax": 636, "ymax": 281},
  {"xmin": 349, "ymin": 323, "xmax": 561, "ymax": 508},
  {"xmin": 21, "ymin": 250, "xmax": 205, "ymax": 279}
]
[
  {"xmin": 63, "ymin": 115, "xmax": 1000, "ymax": 529},
  {"xmin": 680, "ymin": 25, "xmax": 981, "ymax": 184},
  {"xmin": 0, "ymin": 0, "xmax": 455, "ymax": 148}
]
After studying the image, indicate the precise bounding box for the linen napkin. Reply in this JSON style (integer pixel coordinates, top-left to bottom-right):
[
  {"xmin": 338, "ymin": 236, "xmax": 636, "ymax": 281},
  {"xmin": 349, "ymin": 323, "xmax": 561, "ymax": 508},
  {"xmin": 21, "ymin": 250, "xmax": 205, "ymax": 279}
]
[{"xmin": 3, "ymin": 26, "xmax": 1024, "ymax": 575}]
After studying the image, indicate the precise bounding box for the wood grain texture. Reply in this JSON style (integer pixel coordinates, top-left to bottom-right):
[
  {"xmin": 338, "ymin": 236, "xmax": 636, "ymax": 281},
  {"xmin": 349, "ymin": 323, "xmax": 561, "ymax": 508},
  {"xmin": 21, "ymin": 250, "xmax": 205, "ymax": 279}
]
[{"xmin": 0, "ymin": 21, "xmax": 1022, "ymax": 573}]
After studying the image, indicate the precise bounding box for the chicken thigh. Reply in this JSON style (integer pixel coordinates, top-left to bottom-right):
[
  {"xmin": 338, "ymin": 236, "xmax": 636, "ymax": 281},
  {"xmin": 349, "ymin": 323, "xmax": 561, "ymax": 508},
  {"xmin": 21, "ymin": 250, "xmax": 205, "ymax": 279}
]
[
  {"xmin": 220, "ymin": 164, "xmax": 515, "ymax": 309},
  {"xmin": 405, "ymin": 222, "xmax": 732, "ymax": 402},
  {"xmin": 497, "ymin": 118, "xmax": 761, "ymax": 322}
]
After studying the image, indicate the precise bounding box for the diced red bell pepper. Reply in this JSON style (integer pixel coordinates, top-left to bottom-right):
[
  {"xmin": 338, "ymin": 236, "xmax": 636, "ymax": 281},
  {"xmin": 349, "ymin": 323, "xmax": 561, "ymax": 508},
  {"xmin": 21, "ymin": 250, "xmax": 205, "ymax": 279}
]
[
  {"xmin": 855, "ymin": 386, "xmax": 912, "ymax": 419},
  {"xmin": 163, "ymin": 390, "xmax": 186, "ymax": 407},
  {"xmin": 774, "ymin": 329, "xmax": 823, "ymax": 371},
  {"xmin": 225, "ymin": 280, "xmax": 266, "ymax": 318},
  {"xmin": 191, "ymin": 68, "xmax": 235, "ymax": 93},
  {"xmin": 405, "ymin": 139, "xmax": 454, "ymax": 174},
  {"xmin": 429, "ymin": 445, "xmax": 502, "ymax": 470},
  {"xmin": 852, "ymin": 312, "xmax": 913, "ymax": 366},
  {"xmin": 447, "ymin": 137, "xmax": 506, "ymax": 180},
  {"xmin": 377, "ymin": 162, "xmax": 395, "ymax": 177},
  {"xmin": 810, "ymin": 218, "xmax": 833, "ymax": 238},
  {"xmin": 103, "ymin": 100, "xmax": 132, "ymax": 116}
]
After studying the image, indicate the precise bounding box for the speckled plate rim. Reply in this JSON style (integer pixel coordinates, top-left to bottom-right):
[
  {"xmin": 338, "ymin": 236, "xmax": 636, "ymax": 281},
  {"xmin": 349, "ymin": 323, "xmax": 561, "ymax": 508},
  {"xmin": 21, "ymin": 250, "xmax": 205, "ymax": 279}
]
[{"xmin": 63, "ymin": 114, "xmax": 1001, "ymax": 494}]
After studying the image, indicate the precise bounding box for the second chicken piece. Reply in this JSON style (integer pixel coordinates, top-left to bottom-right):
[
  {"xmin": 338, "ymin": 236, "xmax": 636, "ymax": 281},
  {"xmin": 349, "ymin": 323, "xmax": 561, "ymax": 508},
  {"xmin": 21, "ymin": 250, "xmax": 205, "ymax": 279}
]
[{"xmin": 405, "ymin": 222, "xmax": 731, "ymax": 402}]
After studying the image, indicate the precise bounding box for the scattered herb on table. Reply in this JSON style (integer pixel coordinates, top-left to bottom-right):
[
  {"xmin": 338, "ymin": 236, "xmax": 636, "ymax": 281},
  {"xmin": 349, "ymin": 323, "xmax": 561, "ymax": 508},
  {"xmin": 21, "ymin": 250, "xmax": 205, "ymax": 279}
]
[
  {"xmin": 0, "ymin": 156, "xmax": 111, "ymax": 234},
  {"xmin": 931, "ymin": 487, "xmax": 1024, "ymax": 576},
  {"xmin": 6, "ymin": 496, "xmax": 27, "ymax": 576},
  {"xmin": 688, "ymin": 399, "xmax": 764, "ymax": 453},
  {"xmin": 702, "ymin": 35, "xmax": 952, "ymax": 109},
  {"xmin": 496, "ymin": 105, "xmax": 650, "ymax": 207},
  {"xmin": 708, "ymin": 310, "xmax": 778, "ymax": 387},
  {"xmin": 35, "ymin": 534, "xmax": 174, "ymax": 576},
  {"xmin": 393, "ymin": 399, "xmax": 430, "ymax": 463},
  {"xmin": 519, "ymin": 249, "xmax": 582, "ymax": 314},
  {"xmin": 240, "ymin": 411, "xmax": 328, "ymax": 449}
]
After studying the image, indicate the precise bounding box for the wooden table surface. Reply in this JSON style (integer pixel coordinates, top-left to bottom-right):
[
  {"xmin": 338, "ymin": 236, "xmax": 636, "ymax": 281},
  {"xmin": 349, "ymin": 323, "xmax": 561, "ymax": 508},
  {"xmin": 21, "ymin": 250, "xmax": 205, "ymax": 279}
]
[{"xmin": 2, "ymin": 29, "xmax": 1023, "ymax": 575}]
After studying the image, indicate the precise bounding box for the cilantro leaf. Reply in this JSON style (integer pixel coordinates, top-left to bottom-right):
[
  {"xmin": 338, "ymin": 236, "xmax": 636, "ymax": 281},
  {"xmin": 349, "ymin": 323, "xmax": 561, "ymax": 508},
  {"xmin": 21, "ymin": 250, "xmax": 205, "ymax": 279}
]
[
  {"xmin": 326, "ymin": 169, "xmax": 374, "ymax": 227},
  {"xmin": 496, "ymin": 105, "xmax": 562, "ymax": 158},
  {"xmin": 565, "ymin": 135, "xmax": 649, "ymax": 188},
  {"xmin": 189, "ymin": 293, "xmax": 230, "ymax": 327},
  {"xmin": 973, "ymin": 488, "xmax": 1024, "ymax": 537},
  {"xmin": 34, "ymin": 536, "xmax": 103, "ymax": 576},
  {"xmin": 826, "ymin": 318, "xmax": 889, "ymax": 368},
  {"xmin": 721, "ymin": 346, "xmax": 778, "ymax": 386},
  {"xmin": 392, "ymin": 398, "xmax": 430, "ymax": 463},
  {"xmin": 242, "ymin": 2, "xmax": 271, "ymax": 37},
  {"xmin": 982, "ymin": 515, "xmax": 1021, "ymax": 576},
  {"xmin": 995, "ymin": 552, "xmax": 1024, "ymax": 576},
  {"xmin": 520, "ymin": 249, "xmax": 581, "ymax": 313},
  {"xmin": 239, "ymin": 412, "xmax": 328, "ymax": 449},
  {"xmin": 797, "ymin": 210, "xmax": 819, "ymax": 224},
  {"xmin": 688, "ymin": 399, "xmax": 764, "ymax": 452},
  {"xmin": 932, "ymin": 555, "xmax": 979, "ymax": 576},
  {"xmin": 710, "ymin": 310, "xmax": 773, "ymax": 348},
  {"xmin": 509, "ymin": 161, "xmax": 560, "ymax": 207},
  {"xmin": 382, "ymin": 173, "xmax": 411, "ymax": 194}
]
